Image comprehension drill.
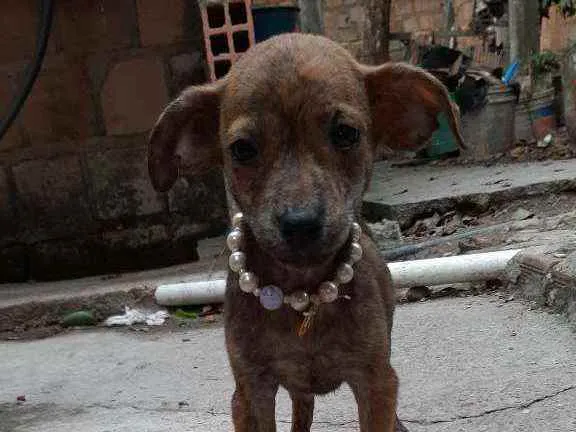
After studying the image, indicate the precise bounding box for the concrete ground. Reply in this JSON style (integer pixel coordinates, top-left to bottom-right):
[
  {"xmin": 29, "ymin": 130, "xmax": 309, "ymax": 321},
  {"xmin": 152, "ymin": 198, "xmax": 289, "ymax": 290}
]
[{"xmin": 2, "ymin": 295, "xmax": 576, "ymax": 432}]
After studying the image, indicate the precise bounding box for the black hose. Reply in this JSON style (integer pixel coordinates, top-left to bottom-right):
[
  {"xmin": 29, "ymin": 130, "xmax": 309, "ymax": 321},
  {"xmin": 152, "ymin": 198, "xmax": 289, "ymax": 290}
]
[{"xmin": 0, "ymin": 0, "xmax": 54, "ymax": 144}]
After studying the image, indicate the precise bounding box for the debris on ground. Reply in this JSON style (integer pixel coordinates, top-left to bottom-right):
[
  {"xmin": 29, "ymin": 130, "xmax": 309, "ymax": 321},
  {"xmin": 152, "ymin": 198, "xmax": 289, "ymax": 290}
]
[
  {"xmin": 405, "ymin": 286, "xmax": 431, "ymax": 302},
  {"xmin": 386, "ymin": 191, "xmax": 576, "ymax": 262},
  {"xmin": 62, "ymin": 310, "xmax": 96, "ymax": 327},
  {"xmin": 173, "ymin": 309, "xmax": 199, "ymax": 320},
  {"xmin": 104, "ymin": 307, "xmax": 169, "ymax": 327},
  {"xmin": 366, "ymin": 219, "xmax": 403, "ymax": 247},
  {"xmin": 512, "ymin": 207, "xmax": 534, "ymax": 221}
]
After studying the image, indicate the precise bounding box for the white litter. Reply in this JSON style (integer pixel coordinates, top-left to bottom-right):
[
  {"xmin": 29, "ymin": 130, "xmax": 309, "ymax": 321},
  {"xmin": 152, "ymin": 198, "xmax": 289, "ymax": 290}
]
[{"xmin": 104, "ymin": 307, "xmax": 169, "ymax": 327}]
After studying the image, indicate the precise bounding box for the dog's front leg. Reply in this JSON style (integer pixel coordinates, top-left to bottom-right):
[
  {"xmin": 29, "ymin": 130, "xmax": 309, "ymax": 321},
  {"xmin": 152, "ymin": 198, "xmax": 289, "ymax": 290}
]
[
  {"xmin": 289, "ymin": 392, "xmax": 314, "ymax": 432},
  {"xmin": 232, "ymin": 376, "xmax": 279, "ymax": 432},
  {"xmin": 349, "ymin": 366, "xmax": 398, "ymax": 432}
]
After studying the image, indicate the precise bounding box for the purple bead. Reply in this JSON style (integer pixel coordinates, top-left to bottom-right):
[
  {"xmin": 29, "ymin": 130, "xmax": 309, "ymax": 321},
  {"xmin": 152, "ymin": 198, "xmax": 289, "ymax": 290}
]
[{"xmin": 259, "ymin": 285, "xmax": 284, "ymax": 310}]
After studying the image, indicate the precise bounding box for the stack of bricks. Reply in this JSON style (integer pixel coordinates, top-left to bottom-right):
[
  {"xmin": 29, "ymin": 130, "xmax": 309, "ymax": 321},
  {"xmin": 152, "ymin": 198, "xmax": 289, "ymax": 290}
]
[{"xmin": 0, "ymin": 0, "xmax": 227, "ymax": 282}]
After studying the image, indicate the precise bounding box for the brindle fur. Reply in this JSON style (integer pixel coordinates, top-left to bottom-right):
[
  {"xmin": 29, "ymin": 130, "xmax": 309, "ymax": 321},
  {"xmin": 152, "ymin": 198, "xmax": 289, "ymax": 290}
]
[{"xmin": 148, "ymin": 34, "xmax": 464, "ymax": 432}]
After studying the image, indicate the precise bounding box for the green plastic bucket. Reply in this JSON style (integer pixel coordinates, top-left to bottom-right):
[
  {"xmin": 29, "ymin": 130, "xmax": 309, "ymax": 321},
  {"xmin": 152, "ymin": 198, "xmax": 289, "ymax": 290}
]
[{"xmin": 426, "ymin": 93, "xmax": 459, "ymax": 158}]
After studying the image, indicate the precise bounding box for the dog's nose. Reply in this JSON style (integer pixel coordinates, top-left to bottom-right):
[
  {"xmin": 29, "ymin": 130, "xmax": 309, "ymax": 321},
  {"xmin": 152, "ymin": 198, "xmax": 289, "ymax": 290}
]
[{"xmin": 279, "ymin": 207, "xmax": 323, "ymax": 243}]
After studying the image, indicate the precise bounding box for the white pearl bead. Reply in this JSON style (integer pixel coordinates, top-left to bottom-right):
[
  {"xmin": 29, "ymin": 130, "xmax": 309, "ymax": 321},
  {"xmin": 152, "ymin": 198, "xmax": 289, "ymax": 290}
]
[
  {"xmin": 228, "ymin": 251, "xmax": 246, "ymax": 272},
  {"xmin": 351, "ymin": 222, "xmax": 362, "ymax": 242},
  {"xmin": 239, "ymin": 271, "xmax": 258, "ymax": 293},
  {"xmin": 336, "ymin": 263, "xmax": 354, "ymax": 284},
  {"xmin": 349, "ymin": 242, "xmax": 363, "ymax": 263},
  {"xmin": 232, "ymin": 212, "xmax": 244, "ymax": 228},
  {"xmin": 288, "ymin": 291, "xmax": 310, "ymax": 312},
  {"xmin": 226, "ymin": 228, "xmax": 243, "ymax": 251},
  {"xmin": 319, "ymin": 281, "xmax": 339, "ymax": 303}
]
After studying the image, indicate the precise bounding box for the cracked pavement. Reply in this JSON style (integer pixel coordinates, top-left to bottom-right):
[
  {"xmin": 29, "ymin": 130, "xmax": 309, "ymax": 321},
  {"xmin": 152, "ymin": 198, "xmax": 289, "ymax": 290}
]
[{"xmin": 1, "ymin": 295, "xmax": 576, "ymax": 432}]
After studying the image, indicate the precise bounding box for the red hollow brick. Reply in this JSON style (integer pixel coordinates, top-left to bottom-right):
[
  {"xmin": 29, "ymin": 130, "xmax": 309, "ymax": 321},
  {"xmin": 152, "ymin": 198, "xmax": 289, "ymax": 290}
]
[{"xmin": 100, "ymin": 56, "xmax": 169, "ymax": 135}]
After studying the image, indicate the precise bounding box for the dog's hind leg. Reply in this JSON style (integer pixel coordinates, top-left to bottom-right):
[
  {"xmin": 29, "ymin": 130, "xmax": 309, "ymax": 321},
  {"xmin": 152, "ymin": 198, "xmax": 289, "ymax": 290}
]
[{"xmin": 289, "ymin": 392, "xmax": 314, "ymax": 432}]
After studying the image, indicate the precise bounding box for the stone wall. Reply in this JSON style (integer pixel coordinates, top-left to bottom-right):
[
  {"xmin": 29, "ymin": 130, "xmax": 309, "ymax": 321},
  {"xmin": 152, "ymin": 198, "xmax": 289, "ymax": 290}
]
[{"xmin": 0, "ymin": 0, "xmax": 227, "ymax": 282}]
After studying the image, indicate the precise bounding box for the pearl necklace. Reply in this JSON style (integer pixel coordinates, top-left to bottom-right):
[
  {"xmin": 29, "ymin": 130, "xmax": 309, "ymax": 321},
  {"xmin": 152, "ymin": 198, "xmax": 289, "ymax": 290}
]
[{"xmin": 226, "ymin": 212, "xmax": 363, "ymax": 334}]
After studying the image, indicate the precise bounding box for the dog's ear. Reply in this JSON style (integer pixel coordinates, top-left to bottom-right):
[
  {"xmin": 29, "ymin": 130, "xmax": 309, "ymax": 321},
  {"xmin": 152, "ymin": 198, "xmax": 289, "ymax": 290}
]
[
  {"xmin": 361, "ymin": 63, "xmax": 465, "ymax": 154},
  {"xmin": 148, "ymin": 82, "xmax": 224, "ymax": 192}
]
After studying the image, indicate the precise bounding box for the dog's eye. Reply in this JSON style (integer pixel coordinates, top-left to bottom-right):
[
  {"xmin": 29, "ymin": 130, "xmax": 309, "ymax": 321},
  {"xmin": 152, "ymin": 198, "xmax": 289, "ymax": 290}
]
[
  {"xmin": 231, "ymin": 138, "xmax": 258, "ymax": 163},
  {"xmin": 331, "ymin": 122, "xmax": 360, "ymax": 151}
]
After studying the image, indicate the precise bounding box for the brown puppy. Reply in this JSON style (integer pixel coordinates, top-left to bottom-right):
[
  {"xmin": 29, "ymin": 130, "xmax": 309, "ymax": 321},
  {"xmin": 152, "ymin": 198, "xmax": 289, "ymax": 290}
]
[{"xmin": 148, "ymin": 34, "xmax": 464, "ymax": 432}]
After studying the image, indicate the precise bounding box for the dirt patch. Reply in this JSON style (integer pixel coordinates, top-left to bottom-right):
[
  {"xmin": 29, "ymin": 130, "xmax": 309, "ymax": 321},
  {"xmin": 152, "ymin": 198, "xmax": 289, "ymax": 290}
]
[{"xmin": 0, "ymin": 287, "xmax": 154, "ymax": 341}]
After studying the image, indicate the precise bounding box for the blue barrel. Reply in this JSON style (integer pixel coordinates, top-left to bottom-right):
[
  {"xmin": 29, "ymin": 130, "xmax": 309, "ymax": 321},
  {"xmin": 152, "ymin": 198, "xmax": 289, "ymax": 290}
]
[{"xmin": 252, "ymin": 6, "xmax": 300, "ymax": 43}]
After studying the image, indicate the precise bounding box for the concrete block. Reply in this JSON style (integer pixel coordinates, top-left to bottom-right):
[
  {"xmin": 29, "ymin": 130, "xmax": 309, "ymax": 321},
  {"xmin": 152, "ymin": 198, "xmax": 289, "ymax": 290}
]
[
  {"xmin": 0, "ymin": 244, "xmax": 29, "ymax": 282},
  {"xmin": 137, "ymin": 0, "xmax": 202, "ymax": 46},
  {"xmin": 100, "ymin": 57, "xmax": 169, "ymax": 135},
  {"xmin": 102, "ymin": 225, "xmax": 168, "ymax": 249},
  {"xmin": 12, "ymin": 155, "xmax": 91, "ymax": 238},
  {"xmin": 101, "ymin": 225, "xmax": 199, "ymax": 275},
  {"xmin": 0, "ymin": 168, "xmax": 14, "ymax": 236},
  {"xmin": 55, "ymin": 0, "xmax": 137, "ymax": 53},
  {"xmin": 20, "ymin": 56, "xmax": 95, "ymax": 144},
  {"xmin": 547, "ymin": 252, "xmax": 576, "ymax": 324},
  {"xmin": 86, "ymin": 146, "xmax": 164, "ymax": 220},
  {"xmin": 167, "ymin": 170, "xmax": 227, "ymax": 225},
  {"xmin": 29, "ymin": 236, "xmax": 104, "ymax": 281},
  {"xmin": 0, "ymin": 0, "xmax": 57, "ymax": 63}
]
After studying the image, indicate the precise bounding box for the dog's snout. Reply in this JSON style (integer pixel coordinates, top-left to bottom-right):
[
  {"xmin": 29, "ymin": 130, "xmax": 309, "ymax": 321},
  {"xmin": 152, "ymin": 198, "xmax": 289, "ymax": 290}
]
[{"xmin": 279, "ymin": 207, "xmax": 323, "ymax": 243}]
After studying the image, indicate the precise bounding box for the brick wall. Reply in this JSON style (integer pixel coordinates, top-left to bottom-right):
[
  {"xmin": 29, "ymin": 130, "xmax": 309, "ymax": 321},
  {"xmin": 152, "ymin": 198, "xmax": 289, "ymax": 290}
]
[
  {"xmin": 0, "ymin": 0, "xmax": 227, "ymax": 282},
  {"xmin": 322, "ymin": 0, "xmax": 476, "ymax": 63},
  {"xmin": 541, "ymin": 6, "xmax": 576, "ymax": 52}
]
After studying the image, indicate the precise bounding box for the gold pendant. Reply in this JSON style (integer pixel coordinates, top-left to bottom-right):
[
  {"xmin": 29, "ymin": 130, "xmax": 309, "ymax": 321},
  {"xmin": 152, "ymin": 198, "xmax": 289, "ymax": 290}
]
[{"xmin": 297, "ymin": 303, "xmax": 319, "ymax": 337}]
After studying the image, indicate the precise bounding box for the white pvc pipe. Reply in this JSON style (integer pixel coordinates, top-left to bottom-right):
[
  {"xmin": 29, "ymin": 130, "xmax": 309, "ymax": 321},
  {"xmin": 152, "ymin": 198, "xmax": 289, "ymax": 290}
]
[
  {"xmin": 155, "ymin": 249, "xmax": 521, "ymax": 306},
  {"xmin": 156, "ymin": 278, "xmax": 227, "ymax": 306},
  {"xmin": 388, "ymin": 249, "xmax": 521, "ymax": 289}
]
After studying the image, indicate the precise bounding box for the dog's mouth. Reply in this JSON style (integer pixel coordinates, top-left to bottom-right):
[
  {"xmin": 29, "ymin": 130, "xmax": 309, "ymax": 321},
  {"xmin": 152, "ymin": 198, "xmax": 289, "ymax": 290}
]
[{"xmin": 254, "ymin": 226, "xmax": 350, "ymax": 268}]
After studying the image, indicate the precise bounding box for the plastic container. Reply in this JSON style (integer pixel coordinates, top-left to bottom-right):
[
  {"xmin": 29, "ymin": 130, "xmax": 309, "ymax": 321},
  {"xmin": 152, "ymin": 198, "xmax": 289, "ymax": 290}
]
[
  {"xmin": 426, "ymin": 93, "xmax": 460, "ymax": 158},
  {"xmin": 515, "ymin": 88, "xmax": 556, "ymax": 142},
  {"xmin": 460, "ymin": 83, "xmax": 517, "ymax": 158},
  {"xmin": 252, "ymin": 6, "xmax": 300, "ymax": 43}
]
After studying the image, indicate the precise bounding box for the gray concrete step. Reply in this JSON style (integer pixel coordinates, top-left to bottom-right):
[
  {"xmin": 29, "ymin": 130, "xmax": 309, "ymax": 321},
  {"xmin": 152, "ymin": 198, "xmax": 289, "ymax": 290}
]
[{"xmin": 364, "ymin": 159, "xmax": 576, "ymax": 226}]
